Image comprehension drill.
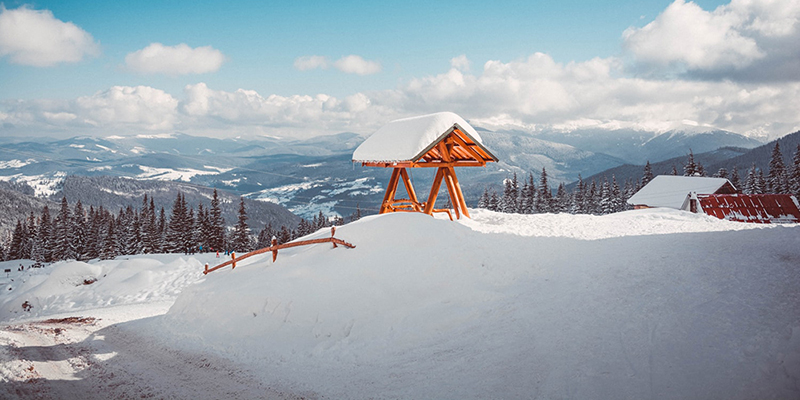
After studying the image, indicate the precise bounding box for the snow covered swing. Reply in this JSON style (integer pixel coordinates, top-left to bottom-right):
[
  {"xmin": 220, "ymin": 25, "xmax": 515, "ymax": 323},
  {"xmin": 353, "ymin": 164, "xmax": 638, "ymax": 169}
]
[{"xmin": 353, "ymin": 112, "xmax": 498, "ymax": 219}]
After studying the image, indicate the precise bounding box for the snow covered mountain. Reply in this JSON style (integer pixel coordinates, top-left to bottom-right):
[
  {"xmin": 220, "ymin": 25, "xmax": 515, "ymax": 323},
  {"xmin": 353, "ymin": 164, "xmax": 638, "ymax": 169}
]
[
  {"xmin": 0, "ymin": 127, "xmax": 763, "ymax": 220},
  {"xmin": 534, "ymin": 127, "xmax": 763, "ymax": 165}
]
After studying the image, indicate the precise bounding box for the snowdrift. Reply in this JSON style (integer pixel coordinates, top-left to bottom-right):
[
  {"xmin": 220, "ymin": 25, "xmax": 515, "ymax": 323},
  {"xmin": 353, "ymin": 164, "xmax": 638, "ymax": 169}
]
[
  {"xmin": 0, "ymin": 255, "xmax": 209, "ymax": 321},
  {"xmin": 150, "ymin": 210, "xmax": 800, "ymax": 399}
]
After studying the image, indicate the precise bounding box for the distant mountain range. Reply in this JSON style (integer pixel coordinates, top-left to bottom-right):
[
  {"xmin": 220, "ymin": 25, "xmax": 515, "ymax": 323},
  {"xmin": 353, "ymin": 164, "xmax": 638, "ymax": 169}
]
[{"xmin": 0, "ymin": 126, "xmax": 769, "ymax": 228}]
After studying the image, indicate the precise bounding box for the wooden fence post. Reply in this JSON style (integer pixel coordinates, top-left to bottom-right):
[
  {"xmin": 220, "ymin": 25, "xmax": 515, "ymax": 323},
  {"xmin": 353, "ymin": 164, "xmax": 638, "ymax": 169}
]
[
  {"xmin": 204, "ymin": 263, "xmax": 209, "ymax": 275},
  {"xmin": 231, "ymin": 252, "xmax": 236, "ymax": 269},
  {"xmin": 271, "ymin": 237, "xmax": 278, "ymax": 262},
  {"xmin": 331, "ymin": 226, "xmax": 337, "ymax": 248}
]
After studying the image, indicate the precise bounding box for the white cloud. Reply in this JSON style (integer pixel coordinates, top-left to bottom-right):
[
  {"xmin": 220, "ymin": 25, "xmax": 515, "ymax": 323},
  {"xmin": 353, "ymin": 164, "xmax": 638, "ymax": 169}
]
[
  {"xmin": 333, "ymin": 55, "xmax": 381, "ymax": 75},
  {"xmin": 0, "ymin": 5, "xmax": 99, "ymax": 67},
  {"xmin": 450, "ymin": 55, "xmax": 471, "ymax": 71},
  {"xmin": 294, "ymin": 55, "xmax": 330, "ymax": 71},
  {"xmin": 124, "ymin": 43, "xmax": 225, "ymax": 75},
  {"xmin": 623, "ymin": 0, "xmax": 800, "ymax": 81}
]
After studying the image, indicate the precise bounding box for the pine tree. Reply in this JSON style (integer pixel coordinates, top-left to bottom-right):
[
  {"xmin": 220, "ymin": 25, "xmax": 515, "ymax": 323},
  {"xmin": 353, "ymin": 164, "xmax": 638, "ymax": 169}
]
[
  {"xmin": 167, "ymin": 193, "xmax": 187, "ymax": 253},
  {"xmin": 231, "ymin": 197, "xmax": 251, "ymax": 252},
  {"xmin": 767, "ymin": 142, "xmax": 788, "ymax": 194},
  {"xmin": 642, "ymin": 161, "xmax": 654, "ymax": 186},
  {"xmin": 683, "ymin": 150, "xmax": 697, "ymax": 176},
  {"xmin": 477, "ymin": 188, "xmax": 490, "ymax": 209},
  {"xmin": 599, "ymin": 178, "xmax": 614, "ymax": 214},
  {"xmin": 8, "ymin": 220, "xmax": 26, "ymax": 260},
  {"xmin": 209, "ymin": 189, "xmax": 225, "ymax": 252},
  {"xmin": 36, "ymin": 205, "xmax": 53, "ymax": 262},
  {"xmin": 488, "ymin": 191, "xmax": 499, "ymax": 211},
  {"xmin": 521, "ymin": 173, "xmax": 536, "ymax": 214},
  {"xmin": 53, "ymin": 196, "xmax": 74, "ymax": 261},
  {"xmin": 587, "ymin": 180, "xmax": 599, "ymax": 214},
  {"xmin": 277, "ymin": 225, "xmax": 292, "ymax": 245},
  {"xmin": 23, "ymin": 212, "xmax": 36, "ymax": 260},
  {"xmin": 156, "ymin": 207, "xmax": 167, "ymax": 253},
  {"xmin": 500, "ymin": 176, "xmax": 516, "ymax": 213},
  {"xmin": 100, "ymin": 218, "xmax": 118, "ymax": 260},
  {"xmin": 744, "ymin": 164, "xmax": 757, "ymax": 194},
  {"xmin": 790, "ymin": 144, "xmax": 800, "ymax": 197},
  {"xmin": 84, "ymin": 206, "xmax": 101, "ymax": 260},
  {"xmin": 611, "ymin": 176, "xmax": 624, "ymax": 212},
  {"xmin": 714, "ymin": 168, "xmax": 728, "ymax": 179},
  {"xmin": 730, "ymin": 165, "xmax": 741, "ymax": 191},
  {"xmin": 571, "ymin": 175, "xmax": 585, "ymax": 214},
  {"xmin": 257, "ymin": 223, "xmax": 276, "ymax": 248},
  {"xmin": 671, "ymin": 165, "xmax": 678, "ymax": 175},
  {"xmin": 554, "ymin": 183, "xmax": 568, "ymax": 213},
  {"xmin": 72, "ymin": 200, "xmax": 88, "ymax": 261},
  {"xmin": 536, "ymin": 168, "xmax": 551, "ymax": 213},
  {"xmin": 756, "ymin": 169, "xmax": 766, "ymax": 194}
]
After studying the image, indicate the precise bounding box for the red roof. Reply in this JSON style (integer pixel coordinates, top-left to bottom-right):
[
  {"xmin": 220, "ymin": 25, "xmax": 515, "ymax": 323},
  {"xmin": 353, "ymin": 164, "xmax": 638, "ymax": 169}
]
[{"xmin": 698, "ymin": 194, "xmax": 800, "ymax": 223}]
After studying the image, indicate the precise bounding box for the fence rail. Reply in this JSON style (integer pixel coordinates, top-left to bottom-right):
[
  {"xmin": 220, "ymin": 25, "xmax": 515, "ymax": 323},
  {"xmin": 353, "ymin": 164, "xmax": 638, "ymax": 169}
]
[{"xmin": 203, "ymin": 226, "xmax": 355, "ymax": 275}]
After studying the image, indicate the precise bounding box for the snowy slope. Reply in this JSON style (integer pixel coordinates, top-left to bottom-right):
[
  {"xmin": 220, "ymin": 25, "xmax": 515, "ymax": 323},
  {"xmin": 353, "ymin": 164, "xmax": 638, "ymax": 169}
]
[
  {"xmin": 155, "ymin": 210, "xmax": 797, "ymax": 399},
  {"xmin": 1, "ymin": 209, "xmax": 798, "ymax": 399}
]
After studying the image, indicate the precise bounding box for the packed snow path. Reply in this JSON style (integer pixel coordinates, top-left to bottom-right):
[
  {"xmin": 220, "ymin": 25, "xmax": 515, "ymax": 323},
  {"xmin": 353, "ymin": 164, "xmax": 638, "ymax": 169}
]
[
  {"xmin": 1, "ymin": 209, "xmax": 799, "ymax": 399},
  {"xmin": 0, "ymin": 305, "xmax": 305, "ymax": 399}
]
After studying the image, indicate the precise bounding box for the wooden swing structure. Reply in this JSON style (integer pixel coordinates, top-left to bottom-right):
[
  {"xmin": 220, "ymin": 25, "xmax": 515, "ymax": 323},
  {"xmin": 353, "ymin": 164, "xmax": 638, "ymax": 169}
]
[{"xmin": 353, "ymin": 112, "xmax": 498, "ymax": 219}]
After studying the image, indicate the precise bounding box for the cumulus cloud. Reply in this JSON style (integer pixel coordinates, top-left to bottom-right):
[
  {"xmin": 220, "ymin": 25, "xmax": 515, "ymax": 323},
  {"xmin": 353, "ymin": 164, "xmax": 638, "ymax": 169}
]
[
  {"xmin": 0, "ymin": 86, "xmax": 179, "ymax": 134},
  {"xmin": 294, "ymin": 55, "xmax": 330, "ymax": 71},
  {"xmin": 333, "ymin": 55, "xmax": 381, "ymax": 75},
  {"xmin": 450, "ymin": 55, "xmax": 471, "ymax": 71},
  {"xmin": 623, "ymin": 0, "xmax": 800, "ymax": 81},
  {"xmin": 0, "ymin": 5, "xmax": 99, "ymax": 67},
  {"xmin": 124, "ymin": 43, "xmax": 225, "ymax": 75}
]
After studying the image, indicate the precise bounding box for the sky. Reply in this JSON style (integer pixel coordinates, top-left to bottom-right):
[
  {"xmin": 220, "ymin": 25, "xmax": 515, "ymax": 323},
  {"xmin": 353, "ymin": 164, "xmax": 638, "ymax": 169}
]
[{"xmin": 1, "ymin": 0, "xmax": 799, "ymax": 141}]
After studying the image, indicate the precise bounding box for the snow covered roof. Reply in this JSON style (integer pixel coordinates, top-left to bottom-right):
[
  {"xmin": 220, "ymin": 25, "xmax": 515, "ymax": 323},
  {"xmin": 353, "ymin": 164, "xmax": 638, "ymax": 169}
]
[
  {"xmin": 352, "ymin": 112, "xmax": 495, "ymax": 163},
  {"xmin": 627, "ymin": 175, "xmax": 736, "ymax": 209}
]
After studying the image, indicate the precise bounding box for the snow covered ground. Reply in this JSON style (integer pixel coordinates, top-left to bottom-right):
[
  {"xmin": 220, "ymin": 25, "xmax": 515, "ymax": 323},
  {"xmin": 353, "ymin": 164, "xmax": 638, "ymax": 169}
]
[{"xmin": 1, "ymin": 209, "xmax": 799, "ymax": 399}]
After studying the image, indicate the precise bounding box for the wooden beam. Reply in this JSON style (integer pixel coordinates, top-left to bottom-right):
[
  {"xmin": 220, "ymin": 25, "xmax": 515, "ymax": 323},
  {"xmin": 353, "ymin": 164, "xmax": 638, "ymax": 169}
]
[
  {"xmin": 399, "ymin": 168, "xmax": 422, "ymax": 212},
  {"xmin": 442, "ymin": 167, "xmax": 461, "ymax": 219},
  {"xmin": 449, "ymin": 132, "xmax": 489, "ymax": 162},
  {"xmin": 380, "ymin": 168, "xmax": 402, "ymax": 214},
  {"xmin": 448, "ymin": 166, "xmax": 470, "ymax": 218},
  {"xmin": 423, "ymin": 167, "xmax": 445, "ymax": 215}
]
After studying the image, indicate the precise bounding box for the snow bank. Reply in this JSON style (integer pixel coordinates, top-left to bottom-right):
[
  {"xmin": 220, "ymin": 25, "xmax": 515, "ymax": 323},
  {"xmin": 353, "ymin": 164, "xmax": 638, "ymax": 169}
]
[
  {"xmin": 152, "ymin": 210, "xmax": 800, "ymax": 399},
  {"xmin": 0, "ymin": 254, "xmax": 211, "ymax": 322}
]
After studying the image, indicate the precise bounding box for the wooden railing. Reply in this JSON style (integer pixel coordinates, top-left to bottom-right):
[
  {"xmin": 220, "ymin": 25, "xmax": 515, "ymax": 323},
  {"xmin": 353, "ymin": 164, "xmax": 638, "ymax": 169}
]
[{"xmin": 203, "ymin": 226, "xmax": 356, "ymax": 275}]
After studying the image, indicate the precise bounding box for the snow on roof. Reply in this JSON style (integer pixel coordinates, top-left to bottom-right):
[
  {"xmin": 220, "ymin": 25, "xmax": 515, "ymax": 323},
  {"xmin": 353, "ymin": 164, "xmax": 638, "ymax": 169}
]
[
  {"xmin": 352, "ymin": 112, "xmax": 483, "ymax": 163},
  {"xmin": 627, "ymin": 175, "xmax": 734, "ymax": 209}
]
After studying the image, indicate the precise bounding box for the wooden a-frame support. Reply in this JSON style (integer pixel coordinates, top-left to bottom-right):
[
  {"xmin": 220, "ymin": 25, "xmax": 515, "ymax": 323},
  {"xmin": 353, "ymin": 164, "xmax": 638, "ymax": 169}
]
[{"xmin": 379, "ymin": 164, "xmax": 470, "ymax": 220}]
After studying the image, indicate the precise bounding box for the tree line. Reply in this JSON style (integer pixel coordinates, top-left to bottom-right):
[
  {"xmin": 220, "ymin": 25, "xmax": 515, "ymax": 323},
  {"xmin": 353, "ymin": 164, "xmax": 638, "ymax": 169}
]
[
  {"xmin": 476, "ymin": 167, "xmax": 634, "ymax": 215},
  {"xmin": 476, "ymin": 142, "xmax": 800, "ymax": 216},
  {"xmin": 0, "ymin": 189, "xmax": 357, "ymax": 263}
]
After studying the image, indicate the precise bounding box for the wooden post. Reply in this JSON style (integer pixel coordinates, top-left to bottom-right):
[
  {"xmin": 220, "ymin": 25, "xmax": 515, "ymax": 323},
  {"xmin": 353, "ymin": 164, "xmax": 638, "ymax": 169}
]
[
  {"xmin": 448, "ymin": 166, "xmax": 470, "ymax": 218},
  {"xmin": 399, "ymin": 168, "xmax": 422, "ymax": 212},
  {"xmin": 204, "ymin": 263, "xmax": 209, "ymax": 275},
  {"xmin": 423, "ymin": 167, "xmax": 445, "ymax": 215},
  {"xmin": 331, "ymin": 226, "xmax": 337, "ymax": 248},
  {"xmin": 231, "ymin": 252, "xmax": 236, "ymax": 269},
  {"xmin": 271, "ymin": 238, "xmax": 278, "ymax": 262},
  {"xmin": 442, "ymin": 168, "xmax": 461, "ymax": 219},
  {"xmin": 380, "ymin": 168, "xmax": 402, "ymax": 214}
]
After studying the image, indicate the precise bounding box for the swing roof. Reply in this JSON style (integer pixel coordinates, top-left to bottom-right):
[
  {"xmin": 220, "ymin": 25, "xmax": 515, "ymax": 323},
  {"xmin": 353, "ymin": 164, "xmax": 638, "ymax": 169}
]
[{"xmin": 352, "ymin": 112, "xmax": 498, "ymax": 166}]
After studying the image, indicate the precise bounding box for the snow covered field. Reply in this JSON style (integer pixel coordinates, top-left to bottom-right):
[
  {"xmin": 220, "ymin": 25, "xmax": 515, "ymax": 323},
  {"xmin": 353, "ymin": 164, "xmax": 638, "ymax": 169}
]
[{"xmin": 1, "ymin": 209, "xmax": 799, "ymax": 399}]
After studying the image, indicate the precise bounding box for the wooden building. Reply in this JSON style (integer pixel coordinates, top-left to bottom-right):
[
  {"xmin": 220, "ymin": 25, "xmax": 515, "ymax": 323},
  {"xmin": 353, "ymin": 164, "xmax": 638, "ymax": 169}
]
[
  {"xmin": 352, "ymin": 112, "xmax": 498, "ymax": 219},
  {"xmin": 627, "ymin": 175, "xmax": 737, "ymax": 209},
  {"xmin": 690, "ymin": 193, "xmax": 800, "ymax": 223}
]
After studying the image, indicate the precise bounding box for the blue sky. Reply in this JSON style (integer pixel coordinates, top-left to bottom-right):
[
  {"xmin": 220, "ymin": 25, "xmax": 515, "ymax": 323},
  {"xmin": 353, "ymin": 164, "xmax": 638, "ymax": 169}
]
[{"xmin": 1, "ymin": 0, "xmax": 799, "ymax": 140}]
